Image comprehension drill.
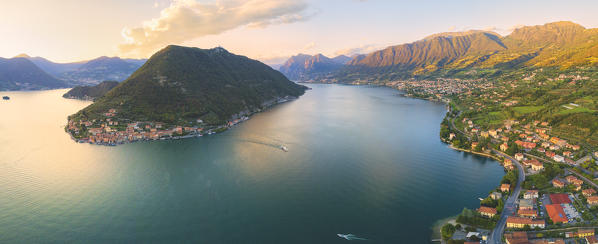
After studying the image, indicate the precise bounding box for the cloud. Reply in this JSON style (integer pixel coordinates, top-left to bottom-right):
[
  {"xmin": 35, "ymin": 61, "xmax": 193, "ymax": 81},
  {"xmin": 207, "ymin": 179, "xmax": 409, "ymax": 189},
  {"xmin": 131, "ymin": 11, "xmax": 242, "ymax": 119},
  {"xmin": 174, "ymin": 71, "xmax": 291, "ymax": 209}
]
[
  {"xmin": 333, "ymin": 44, "xmax": 385, "ymax": 57},
  {"xmin": 119, "ymin": 0, "xmax": 310, "ymax": 57},
  {"xmin": 508, "ymin": 24, "xmax": 525, "ymax": 32},
  {"xmin": 259, "ymin": 55, "xmax": 290, "ymax": 66},
  {"xmin": 483, "ymin": 26, "xmax": 498, "ymax": 32},
  {"xmin": 302, "ymin": 42, "xmax": 316, "ymax": 50}
]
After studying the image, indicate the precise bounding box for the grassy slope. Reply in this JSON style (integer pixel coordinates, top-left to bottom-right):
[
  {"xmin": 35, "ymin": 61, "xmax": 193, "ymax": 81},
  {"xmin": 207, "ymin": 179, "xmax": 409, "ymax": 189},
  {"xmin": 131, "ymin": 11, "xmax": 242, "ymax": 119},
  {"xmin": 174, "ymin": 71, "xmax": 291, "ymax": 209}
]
[{"xmin": 71, "ymin": 45, "xmax": 306, "ymax": 125}]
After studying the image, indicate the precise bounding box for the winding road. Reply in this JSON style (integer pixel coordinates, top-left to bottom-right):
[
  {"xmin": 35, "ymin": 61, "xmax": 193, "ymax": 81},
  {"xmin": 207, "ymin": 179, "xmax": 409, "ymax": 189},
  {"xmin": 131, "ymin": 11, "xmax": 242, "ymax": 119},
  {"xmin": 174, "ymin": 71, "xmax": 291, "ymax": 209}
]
[
  {"xmin": 446, "ymin": 112, "xmax": 525, "ymax": 244},
  {"xmin": 488, "ymin": 150, "xmax": 525, "ymax": 244}
]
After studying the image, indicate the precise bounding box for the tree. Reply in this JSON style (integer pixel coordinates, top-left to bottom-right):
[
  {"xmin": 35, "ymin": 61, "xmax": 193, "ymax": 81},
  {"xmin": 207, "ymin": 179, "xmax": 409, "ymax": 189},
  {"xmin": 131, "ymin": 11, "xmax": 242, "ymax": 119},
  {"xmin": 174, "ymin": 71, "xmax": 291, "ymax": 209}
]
[
  {"xmin": 441, "ymin": 223, "xmax": 456, "ymax": 241},
  {"xmin": 496, "ymin": 199, "xmax": 505, "ymax": 213},
  {"xmin": 481, "ymin": 197, "xmax": 498, "ymax": 208},
  {"xmin": 465, "ymin": 226, "xmax": 477, "ymax": 232}
]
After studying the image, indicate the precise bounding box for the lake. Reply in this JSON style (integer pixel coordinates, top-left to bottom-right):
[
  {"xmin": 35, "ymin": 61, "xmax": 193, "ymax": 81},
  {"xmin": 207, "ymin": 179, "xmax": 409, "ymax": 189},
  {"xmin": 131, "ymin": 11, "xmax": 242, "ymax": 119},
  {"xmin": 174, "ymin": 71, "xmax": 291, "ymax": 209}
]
[{"xmin": 0, "ymin": 84, "xmax": 504, "ymax": 243}]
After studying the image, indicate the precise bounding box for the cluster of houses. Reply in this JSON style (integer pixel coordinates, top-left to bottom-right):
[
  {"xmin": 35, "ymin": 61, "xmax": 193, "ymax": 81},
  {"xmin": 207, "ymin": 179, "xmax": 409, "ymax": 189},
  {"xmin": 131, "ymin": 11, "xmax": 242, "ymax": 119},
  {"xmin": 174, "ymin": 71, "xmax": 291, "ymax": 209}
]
[
  {"xmin": 552, "ymin": 175, "xmax": 598, "ymax": 206},
  {"xmin": 66, "ymin": 108, "xmax": 250, "ymax": 145},
  {"xmin": 462, "ymin": 118, "xmax": 582, "ymax": 167},
  {"xmin": 506, "ymin": 189, "xmax": 546, "ymax": 230},
  {"xmin": 476, "ymin": 174, "xmax": 598, "ymax": 242},
  {"xmin": 389, "ymin": 78, "xmax": 494, "ymax": 101},
  {"xmin": 505, "ymin": 229, "xmax": 597, "ymax": 244},
  {"xmin": 68, "ymin": 119, "xmax": 204, "ymax": 145},
  {"xmin": 502, "ymin": 190, "xmax": 598, "ymax": 243}
]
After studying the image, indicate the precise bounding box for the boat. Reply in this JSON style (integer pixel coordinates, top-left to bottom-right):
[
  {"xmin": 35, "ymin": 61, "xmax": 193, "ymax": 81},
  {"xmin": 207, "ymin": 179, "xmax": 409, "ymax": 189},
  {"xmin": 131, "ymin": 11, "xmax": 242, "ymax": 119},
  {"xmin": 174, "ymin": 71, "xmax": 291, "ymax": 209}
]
[
  {"xmin": 337, "ymin": 234, "xmax": 367, "ymax": 241},
  {"xmin": 280, "ymin": 145, "xmax": 288, "ymax": 152},
  {"xmin": 2, "ymin": 96, "xmax": 9, "ymax": 100},
  {"xmin": 478, "ymin": 198, "xmax": 484, "ymax": 201}
]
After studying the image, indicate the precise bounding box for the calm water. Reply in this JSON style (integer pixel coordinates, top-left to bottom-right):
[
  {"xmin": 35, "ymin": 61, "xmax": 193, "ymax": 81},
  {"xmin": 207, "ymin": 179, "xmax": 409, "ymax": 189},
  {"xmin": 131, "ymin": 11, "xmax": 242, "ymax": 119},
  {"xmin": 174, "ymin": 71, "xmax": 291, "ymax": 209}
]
[{"xmin": 0, "ymin": 84, "xmax": 503, "ymax": 243}]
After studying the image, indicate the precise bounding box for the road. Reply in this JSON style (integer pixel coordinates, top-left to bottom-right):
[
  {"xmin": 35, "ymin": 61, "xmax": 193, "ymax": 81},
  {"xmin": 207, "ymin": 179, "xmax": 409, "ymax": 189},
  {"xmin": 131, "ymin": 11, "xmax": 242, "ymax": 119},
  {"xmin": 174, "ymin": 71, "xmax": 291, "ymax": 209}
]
[
  {"xmin": 448, "ymin": 112, "xmax": 471, "ymax": 140},
  {"xmin": 445, "ymin": 112, "xmax": 524, "ymax": 244},
  {"xmin": 488, "ymin": 150, "xmax": 525, "ymax": 244}
]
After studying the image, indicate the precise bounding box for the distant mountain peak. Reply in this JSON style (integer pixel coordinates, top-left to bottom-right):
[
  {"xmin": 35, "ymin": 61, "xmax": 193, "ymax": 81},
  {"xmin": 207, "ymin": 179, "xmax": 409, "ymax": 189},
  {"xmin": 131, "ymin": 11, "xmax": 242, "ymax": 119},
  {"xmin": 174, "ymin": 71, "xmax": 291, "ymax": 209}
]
[
  {"xmin": 279, "ymin": 53, "xmax": 351, "ymax": 81},
  {"xmin": 13, "ymin": 53, "xmax": 31, "ymax": 58},
  {"xmin": 211, "ymin": 46, "xmax": 228, "ymax": 53}
]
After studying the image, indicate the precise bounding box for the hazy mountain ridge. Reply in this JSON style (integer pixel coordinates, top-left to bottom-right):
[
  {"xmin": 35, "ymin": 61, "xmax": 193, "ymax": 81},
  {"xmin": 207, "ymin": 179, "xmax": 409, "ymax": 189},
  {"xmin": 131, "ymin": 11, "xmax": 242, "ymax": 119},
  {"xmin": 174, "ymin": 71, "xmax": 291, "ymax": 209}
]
[
  {"xmin": 14, "ymin": 54, "xmax": 85, "ymax": 75},
  {"xmin": 58, "ymin": 56, "xmax": 146, "ymax": 86},
  {"xmin": 71, "ymin": 45, "xmax": 307, "ymax": 124},
  {"xmin": 9, "ymin": 54, "xmax": 147, "ymax": 88},
  {"xmin": 0, "ymin": 57, "xmax": 66, "ymax": 90},
  {"xmin": 278, "ymin": 53, "xmax": 351, "ymax": 81}
]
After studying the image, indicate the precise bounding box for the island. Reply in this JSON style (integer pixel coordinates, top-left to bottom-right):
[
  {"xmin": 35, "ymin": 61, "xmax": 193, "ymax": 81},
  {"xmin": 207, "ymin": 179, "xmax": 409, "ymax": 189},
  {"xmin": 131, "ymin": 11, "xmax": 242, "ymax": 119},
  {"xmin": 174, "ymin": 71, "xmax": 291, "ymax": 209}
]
[
  {"xmin": 65, "ymin": 45, "xmax": 307, "ymax": 145},
  {"xmin": 62, "ymin": 80, "xmax": 119, "ymax": 101}
]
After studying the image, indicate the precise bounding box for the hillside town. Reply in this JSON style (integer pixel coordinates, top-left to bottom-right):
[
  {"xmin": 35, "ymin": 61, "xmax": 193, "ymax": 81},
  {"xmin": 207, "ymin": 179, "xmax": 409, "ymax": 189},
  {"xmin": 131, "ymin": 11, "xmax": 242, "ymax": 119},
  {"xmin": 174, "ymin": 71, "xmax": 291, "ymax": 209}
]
[
  {"xmin": 395, "ymin": 70, "xmax": 598, "ymax": 244},
  {"xmin": 66, "ymin": 108, "xmax": 249, "ymax": 145}
]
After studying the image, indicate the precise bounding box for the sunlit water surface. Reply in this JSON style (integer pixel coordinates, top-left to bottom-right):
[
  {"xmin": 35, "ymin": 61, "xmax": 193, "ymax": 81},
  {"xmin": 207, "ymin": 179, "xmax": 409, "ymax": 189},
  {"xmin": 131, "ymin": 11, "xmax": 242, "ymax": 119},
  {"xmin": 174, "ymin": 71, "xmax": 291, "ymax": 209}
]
[{"xmin": 0, "ymin": 85, "xmax": 503, "ymax": 243}]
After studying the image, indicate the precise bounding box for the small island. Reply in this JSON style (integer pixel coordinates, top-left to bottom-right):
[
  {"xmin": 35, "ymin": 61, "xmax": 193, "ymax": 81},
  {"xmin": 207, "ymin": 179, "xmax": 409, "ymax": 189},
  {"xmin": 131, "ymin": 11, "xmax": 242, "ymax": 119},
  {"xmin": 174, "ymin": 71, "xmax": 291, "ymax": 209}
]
[
  {"xmin": 2, "ymin": 96, "xmax": 9, "ymax": 100},
  {"xmin": 63, "ymin": 81, "xmax": 119, "ymax": 101},
  {"xmin": 65, "ymin": 45, "xmax": 307, "ymax": 145}
]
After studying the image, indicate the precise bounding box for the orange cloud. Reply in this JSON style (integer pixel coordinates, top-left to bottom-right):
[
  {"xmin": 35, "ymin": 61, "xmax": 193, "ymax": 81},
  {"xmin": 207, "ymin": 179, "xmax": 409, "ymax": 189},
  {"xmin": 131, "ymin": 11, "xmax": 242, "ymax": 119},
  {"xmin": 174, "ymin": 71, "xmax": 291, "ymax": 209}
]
[{"xmin": 119, "ymin": 0, "xmax": 310, "ymax": 57}]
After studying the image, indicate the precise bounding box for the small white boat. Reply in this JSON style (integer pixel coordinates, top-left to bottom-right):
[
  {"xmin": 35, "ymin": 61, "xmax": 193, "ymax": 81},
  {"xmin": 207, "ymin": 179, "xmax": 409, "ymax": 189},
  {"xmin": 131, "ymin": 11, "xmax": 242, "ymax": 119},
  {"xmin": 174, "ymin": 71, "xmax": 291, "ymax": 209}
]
[
  {"xmin": 280, "ymin": 145, "xmax": 288, "ymax": 152},
  {"xmin": 479, "ymin": 198, "xmax": 484, "ymax": 201},
  {"xmin": 337, "ymin": 234, "xmax": 367, "ymax": 241}
]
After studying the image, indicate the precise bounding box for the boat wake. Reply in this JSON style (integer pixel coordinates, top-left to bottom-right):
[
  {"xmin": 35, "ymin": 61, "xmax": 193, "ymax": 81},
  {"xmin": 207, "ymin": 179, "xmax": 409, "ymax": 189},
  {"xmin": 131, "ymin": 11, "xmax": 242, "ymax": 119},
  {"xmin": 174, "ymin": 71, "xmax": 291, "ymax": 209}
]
[
  {"xmin": 337, "ymin": 234, "xmax": 367, "ymax": 241},
  {"xmin": 239, "ymin": 139, "xmax": 280, "ymax": 148}
]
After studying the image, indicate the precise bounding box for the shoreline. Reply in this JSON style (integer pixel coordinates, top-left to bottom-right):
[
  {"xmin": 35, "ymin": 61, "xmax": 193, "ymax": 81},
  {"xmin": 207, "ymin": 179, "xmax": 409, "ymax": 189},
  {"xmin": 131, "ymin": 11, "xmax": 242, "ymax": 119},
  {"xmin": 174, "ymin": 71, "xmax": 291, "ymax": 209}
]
[
  {"xmin": 448, "ymin": 144, "xmax": 504, "ymax": 162},
  {"xmin": 371, "ymin": 82, "xmax": 509, "ymax": 243},
  {"xmin": 66, "ymin": 82, "xmax": 510, "ymax": 241},
  {"xmin": 66, "ymin": 96, "xmax": 300, "ymax": 146}
]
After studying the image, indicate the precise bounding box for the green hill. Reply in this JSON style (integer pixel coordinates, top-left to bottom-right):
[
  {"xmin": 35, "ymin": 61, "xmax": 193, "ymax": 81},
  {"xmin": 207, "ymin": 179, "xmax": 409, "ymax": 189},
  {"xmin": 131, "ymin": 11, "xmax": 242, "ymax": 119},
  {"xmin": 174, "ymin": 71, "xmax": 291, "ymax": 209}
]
[{"xmin": 70, "ymin": 45, "xmax": 307, "ymax": 125}]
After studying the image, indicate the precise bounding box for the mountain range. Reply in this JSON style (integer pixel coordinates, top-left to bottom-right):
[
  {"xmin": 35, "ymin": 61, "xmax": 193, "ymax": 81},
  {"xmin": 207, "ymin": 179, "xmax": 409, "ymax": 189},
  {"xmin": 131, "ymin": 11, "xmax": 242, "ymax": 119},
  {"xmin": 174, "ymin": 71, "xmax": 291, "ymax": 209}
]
[
  {"xmin": 70, "ymin": 45, "xmax": 307, "ymax": 125},
  {"xmin": 58, "ymin": 56, "xmax": 145, "ymax": 86},
  {"xmin": 281, "ymin": 21, "xmax": 598, "ymax": 82},
  {"xmin": 0, "ymin": 54, "xmax": 146, "ymax": 90},
  {"xmin": 0, "ymin": 57, "xmax": 65, "ymax": 90},
  {"xmin": 278, "ymin": 53, "xmax": 351, "ymax": 81},
  {"xmin": 14, "ymin": 54, "xmax": 85, "ymax": 76}
]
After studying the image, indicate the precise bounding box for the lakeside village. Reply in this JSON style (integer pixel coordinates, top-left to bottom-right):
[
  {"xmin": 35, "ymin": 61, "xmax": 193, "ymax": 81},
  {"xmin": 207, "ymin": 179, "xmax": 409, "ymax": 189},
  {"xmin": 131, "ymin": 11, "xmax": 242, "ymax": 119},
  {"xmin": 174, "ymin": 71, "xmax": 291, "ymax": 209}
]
[
  {"xmin": 66, "ymin": 108, "xmax": 249, "ymax": 146},
  {"xmin": 65, "ymin": 96, "xmax": 300, "ymax": 146},
  {"xmin": 441, "ymin": 118, "xmax": 598, "ymax": 244},
  {"xmin": 389, "ymin": 72, "xmax": 598, "ymax": 243}
]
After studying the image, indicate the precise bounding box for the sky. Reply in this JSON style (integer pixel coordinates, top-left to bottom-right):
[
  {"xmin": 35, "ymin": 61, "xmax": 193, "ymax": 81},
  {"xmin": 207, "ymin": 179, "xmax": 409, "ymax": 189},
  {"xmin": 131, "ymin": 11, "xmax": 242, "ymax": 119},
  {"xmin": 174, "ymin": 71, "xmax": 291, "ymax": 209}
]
[{"xmin": 2, "ymin": 0, "xmax": 598, "ymax": 65}]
